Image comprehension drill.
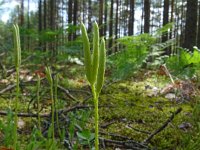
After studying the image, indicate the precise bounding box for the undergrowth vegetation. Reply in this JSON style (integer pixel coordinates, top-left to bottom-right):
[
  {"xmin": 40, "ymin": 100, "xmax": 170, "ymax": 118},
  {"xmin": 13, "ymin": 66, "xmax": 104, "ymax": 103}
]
[
  {"xmin": 166, "ymin": 47, "xmax": 200, "ymax": 79},
  {"xmin": 0, "ymin": 22, "xmax": 200, "ymax": 150},
  {"xmin": 108, "ymin": 24, "xmax": 175, "ymax": 80}
]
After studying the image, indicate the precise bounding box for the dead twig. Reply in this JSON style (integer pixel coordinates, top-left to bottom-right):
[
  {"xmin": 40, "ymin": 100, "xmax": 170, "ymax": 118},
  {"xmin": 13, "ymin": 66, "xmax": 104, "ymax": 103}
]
[
  {"xmin": 0, "ymin": 81, "xmax": 79, "ymax": 102},
  {"xmin": 58, "ymin": 85, "xmax": 78, "ymax": 101},
  {"xmin": 127, "ymin": 125, "xmax": 151, "ymax": 135},
  {"xmin": 0, "ymin": 105, "xmax": 91, "ymax": 118},
  {"xmin": 99, "ymin": 137, "xmax": 150, "ymax": 150},
  {"xmin": 100, "ymin": 131, "xmax": 133, "ymax": 140},
  {"xmin": 0, "ymin": 84, "xmax": 16, "ymax": 94},
  {"xmin": 162, "ymin": 64, "xmax": 175, "ymax": 84},
  {"xmin": 143, "ymin": 107, "xmax": 182, "ymax": 144}
]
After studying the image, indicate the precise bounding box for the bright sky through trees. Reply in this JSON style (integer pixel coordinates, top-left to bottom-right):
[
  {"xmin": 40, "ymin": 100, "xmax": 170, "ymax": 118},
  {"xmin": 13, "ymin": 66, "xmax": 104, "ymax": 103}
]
[{"xmin": 1, "ymin": 0, "xmax": 36, "ymax": 22}]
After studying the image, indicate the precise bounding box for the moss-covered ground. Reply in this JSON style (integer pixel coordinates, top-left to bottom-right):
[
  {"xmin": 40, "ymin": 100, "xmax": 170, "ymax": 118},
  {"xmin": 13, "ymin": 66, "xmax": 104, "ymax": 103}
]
[{"xmin": 0, "ymin": 63, "xmax": 199, "ymax": 149}]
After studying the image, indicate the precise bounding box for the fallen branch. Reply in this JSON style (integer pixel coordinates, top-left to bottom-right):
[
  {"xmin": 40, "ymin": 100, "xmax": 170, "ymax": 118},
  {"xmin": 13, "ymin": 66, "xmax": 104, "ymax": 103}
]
[
  {"xmin": 0, "ymin": 84, "xmax": 16, "ymax": 94},
  {"xmin": 100, "ymin": 131, "xmax": 133, "ymax": 140},
  {"xmin": 100, "ymin": 137, "xmax": 150, "ymax": 150},
  {"xmin": 0, "ymin": 81, "xmax": 79, "ymax": 102},
  {"xmin": 100, "ymin": 119, "xmax": 117, "ymax": 128},
  {"xmin": 143, "ymin": 107, "xmax": 182, "ymax": 144},
  {"xmin": 0, "ymin": 105, "xmax": 91, "ymax": 118},
  {"xmin": 0, "ymin": 52, "xmax": 5, "ymax": 57},
  {"xmin": 162, "ymin": 64, "xmax": 175, "ymax": 84},
  {"xmin": 127, "ymin": 124, "xmax": 151, "ymax": 135},
  {"xmin": 57, "ymin": 85, "xmax": 78, "ymax": 101},
  {"xmin": 0, "ymin": 111, "xmax": 49, "ymax": 118}
]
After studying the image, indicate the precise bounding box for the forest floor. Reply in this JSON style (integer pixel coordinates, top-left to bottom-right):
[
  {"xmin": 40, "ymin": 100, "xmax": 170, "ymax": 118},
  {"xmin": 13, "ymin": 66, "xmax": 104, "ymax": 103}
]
[{"xmin": 0, "ymin": 57, "xmax": 199, "ymax": 150}]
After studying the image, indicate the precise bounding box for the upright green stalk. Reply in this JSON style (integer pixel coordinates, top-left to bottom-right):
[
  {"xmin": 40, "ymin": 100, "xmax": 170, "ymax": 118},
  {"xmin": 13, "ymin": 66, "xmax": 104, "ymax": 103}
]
[
  {"xmin": 37, "ymin": 75, "xmax": 41, "ymax": 132},
  {"xmin": 81, "ymin": 22, "xmax": 106, "ymax": 150},
  {"xmin": 45, "ymin": 67, "xmax": 55, "ymax": 141},
  {"xmin": 54, "ymin": 74, "xmax": 61, "ymax": 138},
  {"xmin": 91, "ymin": 85, "xmax": 99, "ymax": 149},
  {"xmin": 13, "ymin": 24, "xmax": 21, "ymax": 150}
]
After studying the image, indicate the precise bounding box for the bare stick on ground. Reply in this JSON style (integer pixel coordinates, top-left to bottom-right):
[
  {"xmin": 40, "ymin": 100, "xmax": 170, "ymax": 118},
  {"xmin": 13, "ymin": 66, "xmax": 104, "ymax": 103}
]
[{"xmin": 143, "ymin": 107, "xmax": 182, "ymax": 144}]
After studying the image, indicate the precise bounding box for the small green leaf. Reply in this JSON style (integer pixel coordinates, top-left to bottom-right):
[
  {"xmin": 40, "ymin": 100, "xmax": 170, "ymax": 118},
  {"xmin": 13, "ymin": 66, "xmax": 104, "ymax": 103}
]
[
  {"xmin": 13, "ymin": 24, "xmax": 21, "ymax": 68},
  {"xmin": 96, "ymin": 38, "xmax": 106, "ymax": 94},
  {"xmin": 91, "ymin": 21, "xmax": 99, "ymax": 85},
  {"xmin": 80, "ymin": 22, "xmax": 92, "ymax": 84},
  {"xmin": 77, "ymin": 130, "xmax": 95, "ymax": 141},
  {"xmin": 45, "ymin": 67, "xmax": 53, "ymax": 84}
]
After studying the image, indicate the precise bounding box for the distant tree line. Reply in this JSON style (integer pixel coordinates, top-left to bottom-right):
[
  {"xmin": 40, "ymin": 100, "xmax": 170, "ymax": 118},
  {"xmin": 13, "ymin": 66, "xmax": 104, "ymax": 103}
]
[{"xmin": 3, "ymin": 0, "xmax": 200, "ymax": 54}]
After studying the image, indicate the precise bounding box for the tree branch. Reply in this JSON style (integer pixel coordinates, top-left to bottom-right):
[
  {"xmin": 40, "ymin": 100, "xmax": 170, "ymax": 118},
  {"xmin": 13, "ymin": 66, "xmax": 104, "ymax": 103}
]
[{"xmin": 143, "ymin": 107, "xmax": 182, "ymax": 143}]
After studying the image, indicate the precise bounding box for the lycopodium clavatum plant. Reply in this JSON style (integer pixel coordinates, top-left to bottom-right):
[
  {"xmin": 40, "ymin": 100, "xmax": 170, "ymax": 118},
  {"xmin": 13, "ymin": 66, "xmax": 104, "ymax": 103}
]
[
  {"xmin": 81, "ymin": 21, "xmax": 106, "ymax": 150},
  {"xmin": 54, "ymin": 74, "xmax": 61, "ymax": 139},
  {"xmin": 13, "ymin": 24, "xmax": 21, "ymax": 150},
  {"xmin": 45, "ymin": 67, "xmax": 55, "ymax": 145},
  {"xmin": 37, "ymin": 75, "xmax": 41, "ymax": 132}
]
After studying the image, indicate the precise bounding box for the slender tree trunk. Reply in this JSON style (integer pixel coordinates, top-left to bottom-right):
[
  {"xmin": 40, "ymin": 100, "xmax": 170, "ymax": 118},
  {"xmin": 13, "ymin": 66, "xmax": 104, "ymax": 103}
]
[
  {"xmin": 180, "ymin": 0, "xmax": 185, "ymax": 47},
  {"xmin": 128, "ymin": 0, "xmax": 134, "ymax": 35},
  {"xmin": 184, "ymin": 0, "xmax": 198, "ymax": 50},
  {"xmin": 73, "ymin": 0, "xmax": 78, "ymax": 40},
  {"xmin": 82, "ymin": 0, "xmax": 85, "ymax": 23},
  {"xmin": 162, "ymin": 0, "xmax": 169, "ymax": 41},
  {"xmin": 20, "ymin": 0, "xmax": 24, "ymax": 50},
  {"xmin": 119, "ymin": 0, "xmax": 122, "ymax": 38},
  {"xmin": 141, "ymin": 0, "xmax": 144, "ymax": 34},
  {"xmin": 103, "ymin": 0, "xmax": 107, "ymax": 36},
  {"xmin": 175, "ymin": 0, "xmax": 180, "ymax": 47},
  {"xmin": 197, "ymin": 1, "xmax": 200, "ymax": 48},
  {"xmin": 43, "ymin": 0, "xmax": 47, "ymax": 51},
  {"xmin": 49, "ymin": 0, "xmax": 56, "ymax": 56},
  {"xmin": 38, "ymin": 0, "xmax": 42, "ymax": 50},
  {"xmin": 115, "ymin": 0, "xmax": 119, "ymax": 52},
  {"xmin": 49, "ymin": 0, "xmax": 55, "ymax": 30},
  {"xmin": 68, "ymin": 0, "xmax": 73, "ymax": 41},
  {"xmin": 61, "ymin": 0, "xmax": 65, "ymax": 47},
  {"xmin": 170, "ymin": 0, "xmax": 174, "ymax": 39},
  {"xmin": 27, "ymin": 0, "xmax": 30, "ymax": 51},
  {"xmin": 108, "ymin": 0, "xmax": 114, "ymax": 53},
  {"xmin": 144, "ymin": 0, "xmax": 150, "ymax": 33},
  {"xmin": 20, "ymin": 0, "xmax": 24, "ymax": 26},
  {"xmin": 88, "ymin": 0, "xmax": 92, "ymax": 32},
  {"xmin": 115, "ymin": 0, "xmax": 119, "ymax": 39},
  {"xmin": 99, "ymin": 0, "xmax": 104, "ymax": 36}
]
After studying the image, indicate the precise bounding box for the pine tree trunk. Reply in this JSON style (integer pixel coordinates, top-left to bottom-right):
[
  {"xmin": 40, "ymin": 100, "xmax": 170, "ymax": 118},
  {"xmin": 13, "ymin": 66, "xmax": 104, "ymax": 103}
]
[
  {"xmin": 20, "ymin": 0, "xmax": 24, "ymax": 26},
  {"xmin": 103, "ymin": 0, "xmax": 107, "ymax": 36},
  {"xmin": 27, "ymin": 0, "xmax": 30, "ymax": 51},
  {"xmin": 170, "ymin": 0, "xmax": 174, "ymax": 39},
  {"xmin": 197, "ymin": 2, "xmax": 200, "ymax": 48},
  {"xmin": 128, "ymin": 0, "xmax": 134, "ymax": 35},
  {"xmin": 180, "ymin": 0, "xmax": 185, "ymax": 47},
  {"xmin": 144, "ymin": 0, "xmax": 150, "ymax": 33},
  {"xmin": 38, "ymin": 0, "xmax": 42, "ymax": 50},
  {"xmin": 162, "ymin": 0, "xmax": 170, "ymax": 54},
  {"xmin": 141, "ymin": 0, "xmax": 144, "ymax": 34},
  {"xmin": 115, "ymin": 0, "xmax": 119, "ymax": 39},
  {"xmin": 99, "ymin": 0, "xmax": 104, "ymax": 36},
  {"xmin": 162, "ymin": 0, "xmax": 169, "ymax": 43},
  {"xmin": 73, "ymin": 0, "xmax": 78, "ymax": 40},
  {"xmin": 68, "ymin": 0, "xmax": 73, "ymax": 41},
  {"xmin": 115, "ymin": 0, "xmax": 119, "ymax": 52},
  {"xmin": 184, "ymin": 0, "xmax": 198, "ymax": 50},
  {"xmin": 108, "ymin": 0, "xmax": 114, "ymax": 53},
  {"xmin": 20, "ymin": 0, "xmax": 24, "ymax": 51},
  {"xmin": 88, "ymin": 0, "xmax": 92, "ymax": 32},
  {"xmin": 49, "ymin": 0, "xmax": 55, "ymax": 55},
  {"xmin": 43, "ymin": 0, "xmax": 47, "ymax": 51}
]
